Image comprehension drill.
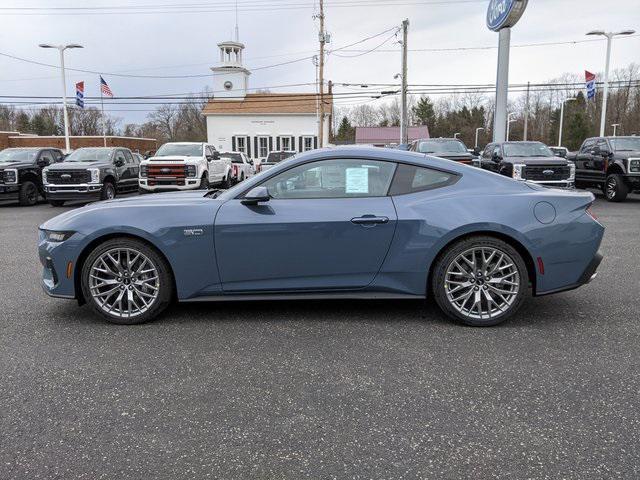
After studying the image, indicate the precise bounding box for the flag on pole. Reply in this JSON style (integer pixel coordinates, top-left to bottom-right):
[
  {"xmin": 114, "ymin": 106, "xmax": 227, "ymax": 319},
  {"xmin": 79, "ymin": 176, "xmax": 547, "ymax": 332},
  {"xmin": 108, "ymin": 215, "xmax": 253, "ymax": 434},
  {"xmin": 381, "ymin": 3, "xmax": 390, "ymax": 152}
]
[
  {"xmin": 100, "ymin": 75, "xmax": 114, "ymax": 97},
  {"xmin": 585, "ymin": 71, "xmax": 596, "ymax": 100},
  {"xmin": 75, "ymin": 81, "xmax": 85, "ymax": 108}
]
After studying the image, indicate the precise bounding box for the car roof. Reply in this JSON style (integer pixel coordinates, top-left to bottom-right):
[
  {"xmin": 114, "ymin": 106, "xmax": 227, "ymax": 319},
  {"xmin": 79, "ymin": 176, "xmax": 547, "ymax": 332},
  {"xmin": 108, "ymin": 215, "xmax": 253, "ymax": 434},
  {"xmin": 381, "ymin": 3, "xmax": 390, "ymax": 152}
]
[{"xmin": 414, "ymin": 138, "xmax": 462, "ymax": 142}]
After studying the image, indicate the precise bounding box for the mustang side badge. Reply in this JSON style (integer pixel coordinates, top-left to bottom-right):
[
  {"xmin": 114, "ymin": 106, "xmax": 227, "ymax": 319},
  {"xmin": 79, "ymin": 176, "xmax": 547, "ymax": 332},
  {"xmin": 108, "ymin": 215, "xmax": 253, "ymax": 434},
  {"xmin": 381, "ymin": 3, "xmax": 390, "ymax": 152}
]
[{"xmin": 183, "ymin": 228, "xmax": 204, "ymax": 237}]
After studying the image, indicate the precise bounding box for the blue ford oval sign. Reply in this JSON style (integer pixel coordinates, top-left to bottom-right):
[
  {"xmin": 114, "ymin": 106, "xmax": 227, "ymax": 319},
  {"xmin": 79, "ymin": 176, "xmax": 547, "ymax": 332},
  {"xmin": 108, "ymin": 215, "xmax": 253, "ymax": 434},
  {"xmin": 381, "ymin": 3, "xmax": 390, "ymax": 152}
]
[{"xmin": 486, "ymin": 0, "xmax": 528, "ymax": 31}]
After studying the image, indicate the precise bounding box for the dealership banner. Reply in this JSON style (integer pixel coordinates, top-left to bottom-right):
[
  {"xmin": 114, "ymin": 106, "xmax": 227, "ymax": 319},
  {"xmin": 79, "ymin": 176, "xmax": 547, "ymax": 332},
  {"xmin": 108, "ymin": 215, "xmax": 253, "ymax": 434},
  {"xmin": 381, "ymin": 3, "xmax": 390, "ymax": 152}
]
[
  {"xmin": 585, "ymin": 71, "xmax": 596, "ymax": 100},
  {"xmin": 75, "ymin": 81, "xmax": 85, "ymax": 108}
]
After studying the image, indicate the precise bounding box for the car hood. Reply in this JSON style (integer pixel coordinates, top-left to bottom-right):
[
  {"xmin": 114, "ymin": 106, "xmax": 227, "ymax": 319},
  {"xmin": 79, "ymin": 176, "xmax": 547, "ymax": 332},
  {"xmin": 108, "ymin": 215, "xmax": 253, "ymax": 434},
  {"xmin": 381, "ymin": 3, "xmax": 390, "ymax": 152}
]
[
  {"xmin": 430, "ymin": 153, "xmax": 474, "ymax": 161},
  {"xmin": 614, "ymin": 150, "xmax": 640, "ymax": 158},
  {"xmin": 46, "ymin": 161, "xmax": 107, "ymax": 170},
  {"xmin": 145, "ymin": 156, "xmax": 197, "ymax": 162},
  {"xmin": 40, "ymin": 190, "xmax": 220, "ymax": 231},
  {"xmin": 0, "ymin": 161, "xmax": 33, "ymax": 169},
  {"xmin": 504, "ymin": 156, "xmax": 569, "ymax": 165}
]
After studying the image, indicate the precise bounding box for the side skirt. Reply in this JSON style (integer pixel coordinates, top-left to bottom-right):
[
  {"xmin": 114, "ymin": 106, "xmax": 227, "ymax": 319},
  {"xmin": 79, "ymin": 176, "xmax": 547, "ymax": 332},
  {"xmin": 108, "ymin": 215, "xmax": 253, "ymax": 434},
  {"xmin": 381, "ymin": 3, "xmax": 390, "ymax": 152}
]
[{"xmin": 182, "ymin": 292, "xmax": 425, "ymax": 303}]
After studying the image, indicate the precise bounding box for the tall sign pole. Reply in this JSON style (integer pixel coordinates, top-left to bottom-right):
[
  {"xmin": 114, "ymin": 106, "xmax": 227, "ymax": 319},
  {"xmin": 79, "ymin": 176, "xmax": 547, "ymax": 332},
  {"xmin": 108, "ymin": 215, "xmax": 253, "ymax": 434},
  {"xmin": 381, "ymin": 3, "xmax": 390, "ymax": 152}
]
[
  {"xmin": 487, "ymin": 0, "xmax": 528, "ymax": 142},
  {"xmin": 400, "ymin": 19, "xmax": 409, "ymax": 146},
  {"xmin": 317, "ymin": 0, "xmax": 326, "ymax": 148}
]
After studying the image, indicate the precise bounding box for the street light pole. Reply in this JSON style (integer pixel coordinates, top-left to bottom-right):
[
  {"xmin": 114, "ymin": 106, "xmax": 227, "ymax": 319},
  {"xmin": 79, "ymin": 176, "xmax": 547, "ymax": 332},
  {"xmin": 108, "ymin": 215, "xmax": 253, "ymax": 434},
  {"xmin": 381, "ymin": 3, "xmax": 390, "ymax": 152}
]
[
  {"xmin": 39, "ymin": 43, "xmax": 83, "ymax": 153},
  {"xmin": 558, "ymin": 97, "xmax": 577, "ymax": 147},
  {"xmin": 612, "ymin": 123, "xmax": 620, "ymax": 137},
  {"xmin": 453, "ymin": 132, "xmax": 461, "ymax": 139},
  {"xmin": 586, "ymin": 29, "xmax": 636, "ymax": 137},
  {"xmin": 475, "ymin": 127, "xmax": 484, "ymax": 148},
  {"xmin": 506, "ymin": 113, "xmax": 516, "ymax": 141}
]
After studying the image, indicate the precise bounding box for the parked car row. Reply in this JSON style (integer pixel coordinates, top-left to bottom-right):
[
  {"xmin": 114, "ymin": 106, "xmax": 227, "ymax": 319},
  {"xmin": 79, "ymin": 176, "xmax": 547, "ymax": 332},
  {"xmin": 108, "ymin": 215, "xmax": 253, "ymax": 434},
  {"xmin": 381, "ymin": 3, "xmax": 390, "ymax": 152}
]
[{"xmin": 0, "ymin": 142, "xmax": 260, "ymax": 207}]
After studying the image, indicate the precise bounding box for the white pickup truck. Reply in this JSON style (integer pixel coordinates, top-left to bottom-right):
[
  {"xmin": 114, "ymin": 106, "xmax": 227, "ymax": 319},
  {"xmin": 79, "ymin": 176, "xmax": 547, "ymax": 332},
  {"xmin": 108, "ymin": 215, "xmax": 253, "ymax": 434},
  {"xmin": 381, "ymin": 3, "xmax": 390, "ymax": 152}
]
[
  {"xmin": 139, "ymin": 142, "xmax": 232, "ymax": 192},
  {"xmin": 257, "ymin": 150, "xmax": 297, "ymax": 173},
  {"xmin": 220, "ymin": 151, "xmax": 254, "ymax": 184}
]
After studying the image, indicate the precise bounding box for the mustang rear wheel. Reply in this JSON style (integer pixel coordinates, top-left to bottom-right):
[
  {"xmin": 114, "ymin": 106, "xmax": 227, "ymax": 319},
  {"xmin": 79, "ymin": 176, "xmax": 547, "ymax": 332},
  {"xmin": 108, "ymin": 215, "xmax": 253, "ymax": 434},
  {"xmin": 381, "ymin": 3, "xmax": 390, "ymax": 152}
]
[
  {"xmin": 81, "ymin": 238, "xmax": 174, "ymax": 324},
  {"xmin": 431, "ymin": 236, "xmax": 528, "ymax": 326}
]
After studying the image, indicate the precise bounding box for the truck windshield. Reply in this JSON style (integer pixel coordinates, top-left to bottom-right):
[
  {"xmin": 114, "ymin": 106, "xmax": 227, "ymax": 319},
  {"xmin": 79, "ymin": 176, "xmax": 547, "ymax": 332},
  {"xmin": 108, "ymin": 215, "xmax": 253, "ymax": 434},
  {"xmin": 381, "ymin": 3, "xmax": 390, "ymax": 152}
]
[
  {"xmin": 417, "ymin": 140, "xmax": 467, "ymax": 154},
  {"xmin": 503, "ymin": 142, "xmax": 554, "ymax": 157},
  {"xmin": 265, "ymin": 152, "xmax": 296, "ymax": 163},
  {"xmin": 0, "ymin": 149, "xmax": 38, "ymax": 163},
  {"xmin": 610, "ymin": 138, "xmax": 640, "ymax": 151},
  {"xmin": 156, "ymin": 144, "xmax": 202, "ymax": 157},
  {"xmin": 65, "ymin": 148, "xmax": 112, "ymax": 162}
]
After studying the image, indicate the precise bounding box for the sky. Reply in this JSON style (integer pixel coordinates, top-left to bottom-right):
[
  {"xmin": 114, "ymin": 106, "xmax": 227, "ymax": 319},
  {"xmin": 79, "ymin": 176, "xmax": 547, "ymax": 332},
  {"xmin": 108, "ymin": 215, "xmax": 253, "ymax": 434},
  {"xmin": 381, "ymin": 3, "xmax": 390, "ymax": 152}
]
[{"xmin": 0, "ymin": 0, "xmax": 639, "ymax": 125}]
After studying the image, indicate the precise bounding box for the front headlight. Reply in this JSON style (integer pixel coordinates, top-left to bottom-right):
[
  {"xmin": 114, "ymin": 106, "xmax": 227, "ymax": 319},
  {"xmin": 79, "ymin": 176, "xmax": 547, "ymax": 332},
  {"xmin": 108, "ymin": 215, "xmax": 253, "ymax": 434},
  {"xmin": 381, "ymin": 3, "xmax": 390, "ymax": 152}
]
[
  {"xmin": 185, "ymin": 165, "xmax": 197, "ymax": 178},
  {"xmin": 42, "ymin": 169, "xmax": 48, "ymax": 184},
  {"xmin": 4, "ymin": 168, "xmax": 18, "ymax": 184},
  {"xmin": 88, "ymin": 168, "xmax": 100, "ymax": 183},
  {"xmin": 43, "ymin": 230, "xmax": 75, "ymax": 242},
  {"xmin": 512, "ymin": 164, "xmax": 525, "ymax": 180},
  {"xmin": 629, "ymin": 159, "xmax": 640, "ymax": 173},
  {"xmin": 568, "ymin": 162, "xmax": 576, "ymax": 181},
  {"xmin": 140, "ymin": 164, "xmax": 148, "ymax": 178}
]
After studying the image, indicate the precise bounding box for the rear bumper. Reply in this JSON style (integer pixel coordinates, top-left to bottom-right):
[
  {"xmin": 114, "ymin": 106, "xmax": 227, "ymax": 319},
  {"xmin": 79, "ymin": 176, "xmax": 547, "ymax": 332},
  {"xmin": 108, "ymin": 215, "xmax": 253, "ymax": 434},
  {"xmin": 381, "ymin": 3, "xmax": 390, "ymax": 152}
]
[{"xmin": 536, "ymin": 251, "xmax": 603, "ymax": 296}]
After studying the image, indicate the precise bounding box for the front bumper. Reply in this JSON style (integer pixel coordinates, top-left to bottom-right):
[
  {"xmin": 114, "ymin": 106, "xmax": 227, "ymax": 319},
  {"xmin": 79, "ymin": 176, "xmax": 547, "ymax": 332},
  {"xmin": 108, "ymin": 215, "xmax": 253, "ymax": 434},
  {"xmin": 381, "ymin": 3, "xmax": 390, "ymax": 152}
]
[
  {"xmin": 139, "ymin": 178, "xmax": 201, "ymax": 191},
  {"xmin": 39, "ymin": 230, "xmax": 85, "ymax": 299},
  {"xmin": 0, "ymin": 183, "xmax": 20, "ymax": 200},
  {"xmin": 525, "ymin": 180, "xmax": 575, "ymax": 189},
  {"xmin": 44, "ymin": 183, "xmax": 102, "ymax": 201}
]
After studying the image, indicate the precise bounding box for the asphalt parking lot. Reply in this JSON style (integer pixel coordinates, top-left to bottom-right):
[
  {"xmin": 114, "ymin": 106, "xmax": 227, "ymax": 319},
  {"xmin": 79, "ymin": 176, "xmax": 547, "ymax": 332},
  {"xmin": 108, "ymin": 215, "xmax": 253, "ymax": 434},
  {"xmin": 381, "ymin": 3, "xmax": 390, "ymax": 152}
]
[{"xmin": 1, "ymin": 193, "xmax": 639, "ymax": 479}]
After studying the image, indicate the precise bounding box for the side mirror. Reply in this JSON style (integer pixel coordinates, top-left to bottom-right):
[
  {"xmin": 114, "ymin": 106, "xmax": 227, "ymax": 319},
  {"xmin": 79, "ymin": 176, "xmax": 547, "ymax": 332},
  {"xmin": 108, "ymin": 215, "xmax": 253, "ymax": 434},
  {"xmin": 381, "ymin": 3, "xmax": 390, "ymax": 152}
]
[
  {"xmin": 206, "ymin": 155, "xmax": 213, "ymax": 162},
  {"xmin": 600, "ymin": 147, "xmax": 612, "ymax": 156},
  {"xmin": 492, "ymin": 152, "xmax": 502, "ymax": 162},
  {"xmin": 241, "ymin": 186, "xmax": 270, "ymax": 205},
  {"xmin": 114, "ymin": 158, "xmax": 124, "ymax": 167},
  {"xmin": 249, "ymin": 159, "xmax": 254, "ymax": 165},
  {"xmin": 213, "ymin": 151, "xmax": 220, "ymax": 160}
]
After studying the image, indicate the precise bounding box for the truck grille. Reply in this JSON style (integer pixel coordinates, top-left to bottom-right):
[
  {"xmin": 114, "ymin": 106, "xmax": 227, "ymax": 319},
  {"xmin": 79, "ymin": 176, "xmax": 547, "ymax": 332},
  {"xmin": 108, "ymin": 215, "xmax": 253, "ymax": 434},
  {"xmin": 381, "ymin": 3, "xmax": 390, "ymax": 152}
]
[
  {"xmin": 47, "ymin": 169, "xmax": 91, "ymax": 184},
  {"xmin": 147, "ymin": 164, "xmax": 187, "ymax": 186},
  {"xmin": 0, "ymin": 170, "xmax": 5, "ymax": 184},
  {"xmin": 524, "ymin": 165, "xmax": 570, "ymax": 182}
]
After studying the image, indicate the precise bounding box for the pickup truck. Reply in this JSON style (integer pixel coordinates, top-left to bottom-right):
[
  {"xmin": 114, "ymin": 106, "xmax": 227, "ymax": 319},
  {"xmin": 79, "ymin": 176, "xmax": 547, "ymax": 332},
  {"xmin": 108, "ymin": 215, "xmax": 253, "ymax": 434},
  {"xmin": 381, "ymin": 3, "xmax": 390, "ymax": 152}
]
[
  {"xmin": 43, "ymin": 147, "xmax": 139, "ymax": 207},
  {"xmin": 257, "ymin": 150, "xmax": 297, "ymax": 173},
  {"xmin": 0, "ymin": 147, "xmax": 63, "ymax": 206},
  {"xmin": 567, "ymin": 136, "xmax": 640, "ymax": 202},
  {"xmin": 139, "ymin": 142, "xmax": 229, "ymax": 192},
  {"xmin": 409, "ymin": 138, "xmax": 475, "ymax": 164},
  {"xmin": 476, "ymin": 141, "xmax": 574, "ymax": 188},
  {"xmin": 220, "ymin": 151, "xmax": 254, "ymax": 184}
]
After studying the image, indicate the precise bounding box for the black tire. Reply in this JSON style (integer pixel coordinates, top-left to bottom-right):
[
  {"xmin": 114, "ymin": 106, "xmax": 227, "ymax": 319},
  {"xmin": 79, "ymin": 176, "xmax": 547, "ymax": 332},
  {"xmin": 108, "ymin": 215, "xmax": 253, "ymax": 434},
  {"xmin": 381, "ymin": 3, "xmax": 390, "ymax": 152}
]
[
  {"xmin": 604, "ymin": 174, "xmax": 628, "ymax": 202},
  {"xmin": 431, "ymin": 236, "xmax": 529, "ymax": 327},
  {"xmin": 80, "ymin": 238, "xmax": 174, "ymax": 325},
  {"xmin": 49, "ymin": 200, "xmax": 65, "ymax": 207},
  {"xmin": 221, "ymin": 175, "xmax": 230, "ymax": 189},
  {"xmin": 100, "ymin": 181, "xmax": 116, "ymax": 201},
  {"xmin": 200, "ymin": 174, "xmax": 209, "ymax": 190},
  {"xmin": 18, "ymin": 180, "xmax": 39, "ymax": 206}
]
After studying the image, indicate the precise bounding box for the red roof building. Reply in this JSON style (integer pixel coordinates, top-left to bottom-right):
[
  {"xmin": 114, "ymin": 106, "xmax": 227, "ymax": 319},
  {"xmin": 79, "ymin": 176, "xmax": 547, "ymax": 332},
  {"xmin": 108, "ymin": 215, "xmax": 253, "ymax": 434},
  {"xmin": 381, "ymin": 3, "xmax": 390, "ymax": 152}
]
[{"xmin": 355, "ymin": 126, "xmax": 430, "ymax": 146}]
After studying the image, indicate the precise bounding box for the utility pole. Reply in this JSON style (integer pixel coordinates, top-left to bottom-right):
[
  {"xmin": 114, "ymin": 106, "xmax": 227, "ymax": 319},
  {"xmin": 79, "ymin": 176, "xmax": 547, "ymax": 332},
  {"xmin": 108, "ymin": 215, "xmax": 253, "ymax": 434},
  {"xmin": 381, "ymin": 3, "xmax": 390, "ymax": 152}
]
[
  {"xmin": 523, "ymin": 81, "xmax": 530, "ymax": 141},
  {"xmin": 400, "ymin": 19, "xmax": 409, "ymax": 145},
  {"xmin": 317, "ymin": 0, "xmax": 326, "ymax": 148}
]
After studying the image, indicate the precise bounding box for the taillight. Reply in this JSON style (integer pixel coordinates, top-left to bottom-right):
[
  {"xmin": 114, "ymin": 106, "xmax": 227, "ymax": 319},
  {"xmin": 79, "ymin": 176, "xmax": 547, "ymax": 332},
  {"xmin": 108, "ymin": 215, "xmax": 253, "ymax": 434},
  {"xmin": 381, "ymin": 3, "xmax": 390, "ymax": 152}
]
[{"xmin": 586, "ymin": 206, "xmax": 598, "ymax": 220}]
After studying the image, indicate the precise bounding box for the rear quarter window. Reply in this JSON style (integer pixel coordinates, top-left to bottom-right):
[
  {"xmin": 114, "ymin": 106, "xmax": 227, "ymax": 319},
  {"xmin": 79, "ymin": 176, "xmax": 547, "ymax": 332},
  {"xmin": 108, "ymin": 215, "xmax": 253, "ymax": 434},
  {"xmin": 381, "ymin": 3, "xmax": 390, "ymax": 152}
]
[{"xmin": 388, "ymin": 164, "xmax": 459, "ymax": 195}]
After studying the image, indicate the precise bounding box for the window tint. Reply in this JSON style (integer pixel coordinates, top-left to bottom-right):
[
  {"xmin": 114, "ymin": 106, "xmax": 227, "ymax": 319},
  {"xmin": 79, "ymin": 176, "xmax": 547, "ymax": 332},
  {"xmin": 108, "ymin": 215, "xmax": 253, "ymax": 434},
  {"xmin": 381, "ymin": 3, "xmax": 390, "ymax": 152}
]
[
  {"xmin": 580, "ymin": 139, "xmax": 596, "ymax": 153},
  {"xmin": 114, "ymin": 151, "xmax": 126, "ymax": 164},
  {"xmin": 388, "ymin": 164, "xmax": 459, "ymax": 195},
  {"xmin": 482, "ymin": 144, "xmax": 494, "ymax": 159},
  {"xmin": 262, "ymin": 159, "xmax": 396, "ymax": 199},
  {"xmin": 124, "ymin": 150, "xmax": 134, "ymax": 164},
  {"xmin": 39, "ymin": 150, "xmax": 54, "ymax": 165}
]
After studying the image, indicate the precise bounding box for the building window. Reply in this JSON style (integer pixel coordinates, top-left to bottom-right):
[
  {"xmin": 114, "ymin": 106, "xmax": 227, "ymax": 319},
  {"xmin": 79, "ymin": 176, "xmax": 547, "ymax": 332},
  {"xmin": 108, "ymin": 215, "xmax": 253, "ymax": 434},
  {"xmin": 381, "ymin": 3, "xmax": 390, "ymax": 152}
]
[
  {"xmin": 258, "ymin": 136, "xmax": 270, "ymax": 158},
  {"xmin": 303, "ymin": 136, "xmax": 315, "ymax": 152},
  {"xmin": 279, "ymin": 136, "xmax": 293, "ymax": 151},
  {"xmin": 234, "ymin": 135, "xmax": 248, "ymax": 154}
]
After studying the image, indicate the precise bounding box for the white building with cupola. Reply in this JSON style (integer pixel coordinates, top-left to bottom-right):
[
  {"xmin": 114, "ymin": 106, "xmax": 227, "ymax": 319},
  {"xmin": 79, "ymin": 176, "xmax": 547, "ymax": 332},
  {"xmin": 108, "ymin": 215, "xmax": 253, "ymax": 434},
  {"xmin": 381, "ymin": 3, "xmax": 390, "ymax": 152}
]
[{"xmin": 203, "ymin": 37, "xmax": 332, "ymax": 161}]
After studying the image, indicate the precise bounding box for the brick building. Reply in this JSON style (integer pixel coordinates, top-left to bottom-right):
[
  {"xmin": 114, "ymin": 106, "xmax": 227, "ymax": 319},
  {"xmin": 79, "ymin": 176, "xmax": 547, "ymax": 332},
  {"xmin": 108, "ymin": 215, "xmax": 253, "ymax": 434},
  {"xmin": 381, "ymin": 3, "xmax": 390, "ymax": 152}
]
[{"xmin": 0, "ymin": 131, "xmax": 156, "ymax": 153}]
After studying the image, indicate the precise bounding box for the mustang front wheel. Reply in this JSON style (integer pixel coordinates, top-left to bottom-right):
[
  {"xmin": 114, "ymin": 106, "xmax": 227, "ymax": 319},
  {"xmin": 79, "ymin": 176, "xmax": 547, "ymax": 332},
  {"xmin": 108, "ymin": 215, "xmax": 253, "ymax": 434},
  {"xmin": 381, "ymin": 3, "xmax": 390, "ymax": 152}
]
[
  {"xmin": 432, "ymin": 236, "xmax": 528, "ymax": 326},
  {"xmin": 81, "ymin": 238, "xmax": 173, "ymax": 324}
]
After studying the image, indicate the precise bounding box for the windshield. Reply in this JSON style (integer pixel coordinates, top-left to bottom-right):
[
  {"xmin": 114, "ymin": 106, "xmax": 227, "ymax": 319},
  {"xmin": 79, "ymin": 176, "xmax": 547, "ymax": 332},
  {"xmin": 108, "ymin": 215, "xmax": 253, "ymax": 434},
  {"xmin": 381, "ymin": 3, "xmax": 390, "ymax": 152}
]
[
  {"xmin": 223, "ymin": 153, "xmax": 243, "ymax": 163},
  {"xmin": 265, "ymin": 151, "xmax": 296, "ymax": 163},
  {"xmin": 0, "ymin": 149, "xmax": 38, "ymax": 163},
  {"xmin": 417, "ymin": 140, "xmax": 467, "ymax": 154},
  {"xmin": 610, "ymin": 137, "xmax": 640, "ymax": 151},
  {"xmin": 155, "ymin": 143, "xmax": 203, "ymax": 157},
  {"xmin": 503, "ymin": 142, "xmax": 554, "ymax": 157},
  {"xmin": 65, "ymin": 148, "xmax": 112, "ymax": 162}
]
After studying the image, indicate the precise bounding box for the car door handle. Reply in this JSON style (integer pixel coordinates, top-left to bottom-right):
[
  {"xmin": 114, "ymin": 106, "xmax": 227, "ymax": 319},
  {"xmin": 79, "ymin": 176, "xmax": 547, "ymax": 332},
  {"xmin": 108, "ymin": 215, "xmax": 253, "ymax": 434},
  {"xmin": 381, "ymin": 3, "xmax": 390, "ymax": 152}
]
[{"xmin": 351, "ymin": 215, "xmax": 389, "ymax": 225}]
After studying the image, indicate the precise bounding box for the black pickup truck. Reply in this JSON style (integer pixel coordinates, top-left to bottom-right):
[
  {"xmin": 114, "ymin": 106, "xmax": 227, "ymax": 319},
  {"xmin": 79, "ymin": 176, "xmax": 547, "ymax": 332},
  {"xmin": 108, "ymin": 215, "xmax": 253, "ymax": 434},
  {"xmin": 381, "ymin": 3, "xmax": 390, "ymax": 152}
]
[
  {"xmin": 0, "ymin": 147, "xmax": 64, "ymax": 206},
  {"xmin": 409, "ymin": 138, "xmax": 475, "ymax": 164},
  {"xmin": 43, "ymin": 147, "xmax": 140, "ymax": 207},
  {"xmin": 567, "ymin": 136, "xmax": 640, "ymax": 202},
  {"xmin": 476, "ymin": 141, "xmax": 574, "ymax": 188}
]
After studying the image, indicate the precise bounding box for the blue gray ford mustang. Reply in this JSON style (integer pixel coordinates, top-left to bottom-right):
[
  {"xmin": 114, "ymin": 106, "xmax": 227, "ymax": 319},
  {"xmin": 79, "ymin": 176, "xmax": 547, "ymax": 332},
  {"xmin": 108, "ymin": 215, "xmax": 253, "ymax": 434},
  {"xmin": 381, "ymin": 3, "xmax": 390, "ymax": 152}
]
[{"xmin": 39, "ymin": 147, "xmax": 604, "ymax": 326}]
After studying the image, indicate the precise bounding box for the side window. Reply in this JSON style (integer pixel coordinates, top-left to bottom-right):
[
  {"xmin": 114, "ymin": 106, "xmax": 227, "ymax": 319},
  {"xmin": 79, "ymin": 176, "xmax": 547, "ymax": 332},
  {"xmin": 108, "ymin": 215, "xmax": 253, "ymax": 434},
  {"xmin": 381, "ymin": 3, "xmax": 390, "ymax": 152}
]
[
  {"xmin": 39, "ymin": 150, "xmax": 54, "ymax": 165},
  {"xmin": 482, "ymin": 144, "xmax": 494, "ymax": 159},
  {"xmin": 261, "ymin": 159, "xmax": 396, "ymax": 199},
  {"xmin": 51, "ymin": 150, "xmax": 63, "ymax": 162},
  {"xmin": 580, "ymin": 139, "xmax": 596, "ymax": 153},
  {"xmin": 388, "ymin": 164, "xmax": 459, "ymax": 195},
  {"xmin": 114, "ymin": 150, "xmax": 126, "ymax": 164},
  {"xmin": 596, "ymin": 139, "xmax": 608, "ymax": 150},
  {"xmin": 124, "ymin": 150, "xmax": 134, "ymax": 164}
]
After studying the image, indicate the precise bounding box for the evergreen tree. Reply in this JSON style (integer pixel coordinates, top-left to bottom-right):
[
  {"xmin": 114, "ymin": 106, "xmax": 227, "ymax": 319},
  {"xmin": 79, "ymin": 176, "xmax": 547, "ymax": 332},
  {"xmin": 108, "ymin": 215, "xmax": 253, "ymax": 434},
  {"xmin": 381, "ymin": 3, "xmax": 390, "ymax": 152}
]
[
  {"xmin": 412, "ymin": 95, "xmax": 436, "ymax": 127},
  {"xmin": 336, "ymin": 116, "xmax": 355, "ymax": 142},
  {"xmin": 15, "ymin": 111, "xmax": 31, "ymax": 133}
]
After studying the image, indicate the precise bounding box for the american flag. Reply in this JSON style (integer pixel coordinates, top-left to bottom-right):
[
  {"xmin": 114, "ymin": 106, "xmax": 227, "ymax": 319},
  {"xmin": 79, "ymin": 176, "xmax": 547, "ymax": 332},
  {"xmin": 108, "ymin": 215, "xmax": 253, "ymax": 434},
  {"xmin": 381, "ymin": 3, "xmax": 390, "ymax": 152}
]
[{"xmin": 100, "ymin": 75, "xmax": 113, "ymax": 97}]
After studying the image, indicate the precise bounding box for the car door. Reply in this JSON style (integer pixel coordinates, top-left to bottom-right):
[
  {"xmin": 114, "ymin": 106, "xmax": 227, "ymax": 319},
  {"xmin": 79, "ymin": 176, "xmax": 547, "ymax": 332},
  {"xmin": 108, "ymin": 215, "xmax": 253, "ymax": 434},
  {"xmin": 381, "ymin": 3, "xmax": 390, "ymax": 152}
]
[
  {"xmin": 591, "ymin": 139, "xmax": 610, "ymax": 184},
  {"xmin": 214, "ymin": 157, "xmax": 399, "ymax": 293},
  {"xmin": 205, "ymin": 146, "xmax": 220, "ymax": 182},
  {"xmin": 125, "ymin": 150, "xmax": 139, "ymax": 189},
  {"xmin": 575, "ymin": 139, "xmax": 596, "ymax": 181},
  {"xmin": 113, "ymin": 149, "xmax": 130, "ymax": 188}
]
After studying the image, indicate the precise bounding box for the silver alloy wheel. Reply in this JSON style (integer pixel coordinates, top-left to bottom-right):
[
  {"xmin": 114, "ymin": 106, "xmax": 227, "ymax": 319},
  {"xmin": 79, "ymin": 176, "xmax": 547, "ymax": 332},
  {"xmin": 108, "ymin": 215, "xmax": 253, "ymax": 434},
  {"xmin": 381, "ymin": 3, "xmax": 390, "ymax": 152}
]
[
  {"xmin": 606, "ymin": 177, "xmax": 616, "ymax": 199},
  {"xmin": 88, "ymin": 247, "xmax": 160, "ymax": 318},
  {"xmin": 444, "ymin": 246, "xmax": 520, "ymax": 321}
]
